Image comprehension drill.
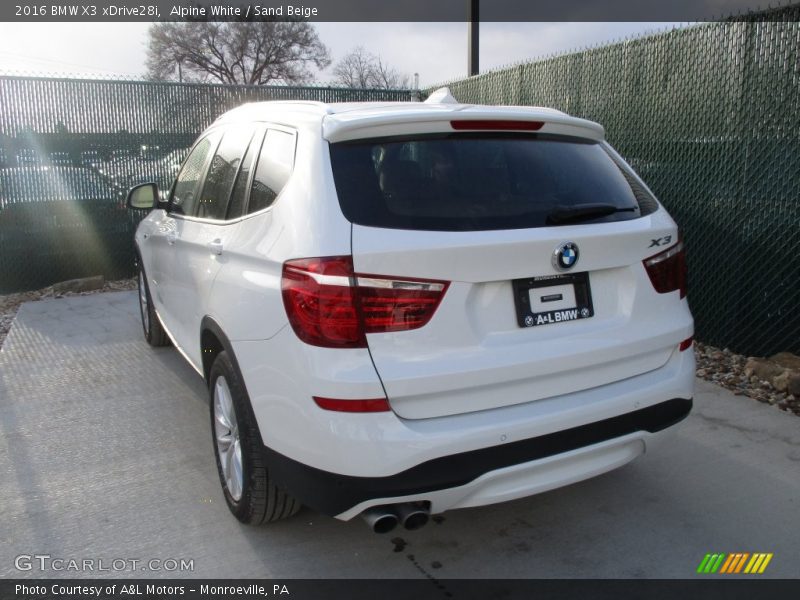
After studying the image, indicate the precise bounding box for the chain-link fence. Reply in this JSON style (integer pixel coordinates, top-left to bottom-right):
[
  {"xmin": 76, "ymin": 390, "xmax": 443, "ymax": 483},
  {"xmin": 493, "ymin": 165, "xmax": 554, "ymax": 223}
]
[
  {"xmin": 0, "ymin": 77, "xmax": 417, "ymax": 294},
  {"xmin": 427, "ymin": 10, "xmax": 799, "ymax": 357},
  {"xmin": 1, "ymin": 11, "xmax": 798, "ymax": 357}
]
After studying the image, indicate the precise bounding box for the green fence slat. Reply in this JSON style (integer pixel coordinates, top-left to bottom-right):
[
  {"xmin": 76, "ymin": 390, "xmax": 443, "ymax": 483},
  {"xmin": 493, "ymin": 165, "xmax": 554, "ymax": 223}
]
[
  {"xmin": 1, "ymin": 6, "xmax": 799, "ymax": 357},
  {"xmin": 423, "ymin": 8, "xmax": 800, "ymax": 356},
  {"xmin": 0, "ymin": 77, "xmax": 417, "ymax": 295}
]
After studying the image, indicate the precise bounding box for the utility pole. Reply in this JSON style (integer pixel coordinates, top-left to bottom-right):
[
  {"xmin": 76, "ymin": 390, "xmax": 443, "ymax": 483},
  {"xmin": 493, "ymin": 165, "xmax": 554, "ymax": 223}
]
[{"xmin": 468, "ymin": 0, "xmax": 479, "ymax": 76}]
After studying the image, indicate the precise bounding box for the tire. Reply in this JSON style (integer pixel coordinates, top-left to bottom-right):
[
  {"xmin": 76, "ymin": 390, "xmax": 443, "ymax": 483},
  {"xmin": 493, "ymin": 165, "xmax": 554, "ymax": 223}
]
[
  {"xmin": 209, "ymin": 351, "xmax": 301, "ymax": 524},
  {"xmin": 137, "ymin": 263, "xmax": 169, "ymax": 347}
]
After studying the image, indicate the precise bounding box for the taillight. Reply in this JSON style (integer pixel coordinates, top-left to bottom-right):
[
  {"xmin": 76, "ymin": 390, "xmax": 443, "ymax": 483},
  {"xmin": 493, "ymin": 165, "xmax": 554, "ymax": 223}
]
[
  {"xmin": 281, "ymin": 256, "xmax": 448, "ymax": 348},
  {"xmin": 356, "ymin": 275, "xmax": 448, "ymax": 333},
  {"xmin": 281, "ymin": 256, "xmax": 362, "ymax": 348},
  {"xmin": 643, "ymin": 238, "xmax": 687, "ymax": 299}
]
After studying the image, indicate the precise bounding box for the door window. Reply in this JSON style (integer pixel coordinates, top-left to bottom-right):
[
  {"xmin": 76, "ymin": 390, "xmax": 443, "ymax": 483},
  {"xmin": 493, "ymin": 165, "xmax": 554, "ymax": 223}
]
[
  {"xmin": 170, "ymin": 135, "xmax": 217, "ymax": 217},
  {"xmin": 196, "ymin": 126, "xmax": 253, "ymax": 220}
]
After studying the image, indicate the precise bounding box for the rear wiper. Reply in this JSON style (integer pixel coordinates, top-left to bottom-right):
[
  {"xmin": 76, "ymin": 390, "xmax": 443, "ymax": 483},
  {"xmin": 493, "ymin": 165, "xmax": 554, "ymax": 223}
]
[{"xmin": 545, "ymin": 203, "xmax": 638, "ymax": 225}]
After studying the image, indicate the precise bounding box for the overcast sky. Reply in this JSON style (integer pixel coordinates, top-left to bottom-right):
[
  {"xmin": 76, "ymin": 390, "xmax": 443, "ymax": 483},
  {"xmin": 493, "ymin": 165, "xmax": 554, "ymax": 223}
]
[{"xmin": 0, "ymin": 22, "xmax": 683, "ymax": 87}]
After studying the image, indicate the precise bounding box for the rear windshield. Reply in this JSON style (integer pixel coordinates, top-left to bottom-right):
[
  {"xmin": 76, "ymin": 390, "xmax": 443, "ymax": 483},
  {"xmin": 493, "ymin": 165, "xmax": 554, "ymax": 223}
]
[{"xmin": 329, "ymin": 133, "xmax": 645, "ymax": 231}]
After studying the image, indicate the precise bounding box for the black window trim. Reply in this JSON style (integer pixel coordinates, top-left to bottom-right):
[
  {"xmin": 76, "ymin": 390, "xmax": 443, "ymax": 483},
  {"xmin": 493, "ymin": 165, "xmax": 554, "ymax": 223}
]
[
  {"xmin": 223, "ymin": 125, "xmax": 266, "ymax": 222},
  {"xmin": 195, "ymin": 126, "xmax": 256, "ymax": 223}
]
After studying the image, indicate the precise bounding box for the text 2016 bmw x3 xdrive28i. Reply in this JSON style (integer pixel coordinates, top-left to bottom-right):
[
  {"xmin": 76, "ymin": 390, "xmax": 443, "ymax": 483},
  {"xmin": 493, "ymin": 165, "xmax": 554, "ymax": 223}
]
[{"xmin": 127, "ymin": 89, "xmax": 693, "ymax": 533}]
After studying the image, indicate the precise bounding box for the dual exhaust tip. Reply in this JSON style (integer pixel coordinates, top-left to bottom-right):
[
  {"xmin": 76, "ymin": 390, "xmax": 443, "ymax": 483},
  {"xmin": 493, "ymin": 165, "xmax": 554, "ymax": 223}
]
[{"xmin": 361, "ymin": 503, "xmax": 430, "ymax": 534}]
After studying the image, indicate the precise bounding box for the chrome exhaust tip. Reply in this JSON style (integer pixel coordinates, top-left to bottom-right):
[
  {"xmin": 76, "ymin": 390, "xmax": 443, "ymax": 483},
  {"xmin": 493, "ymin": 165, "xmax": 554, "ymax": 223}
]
[
  {"xmin": 396, "ymin": 503, "xmax": 430, "ymax": 531},
  {"xmin": 361, "ymin": 506, "xmax": 399, "ymax": 534}
]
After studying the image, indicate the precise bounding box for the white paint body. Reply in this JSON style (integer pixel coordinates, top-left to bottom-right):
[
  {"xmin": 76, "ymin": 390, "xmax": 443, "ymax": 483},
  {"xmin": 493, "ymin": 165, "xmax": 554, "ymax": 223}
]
[{"xmin": 134, "ymin": 98, "xmax": 695, "ymax": 519}]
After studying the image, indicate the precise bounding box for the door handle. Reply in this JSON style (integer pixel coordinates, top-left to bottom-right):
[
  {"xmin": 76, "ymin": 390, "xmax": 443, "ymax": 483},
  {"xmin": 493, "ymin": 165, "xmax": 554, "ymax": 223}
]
[{"xmin": 207, "ymin": 239, "xmax": 223, "ymax": 255}]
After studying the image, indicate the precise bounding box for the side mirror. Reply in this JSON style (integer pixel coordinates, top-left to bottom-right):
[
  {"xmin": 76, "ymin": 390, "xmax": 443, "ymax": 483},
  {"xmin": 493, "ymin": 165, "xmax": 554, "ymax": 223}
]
[{"xmin": 126, "ymin": 182, "xmax": 160, "ymax": 210}]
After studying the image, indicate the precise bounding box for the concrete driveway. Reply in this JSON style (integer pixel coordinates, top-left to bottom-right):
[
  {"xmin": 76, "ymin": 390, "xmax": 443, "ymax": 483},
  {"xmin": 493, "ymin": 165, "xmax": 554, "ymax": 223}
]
[{"xmin": 0, "ymin": 291, "xmax": 798, "ymax": 579}]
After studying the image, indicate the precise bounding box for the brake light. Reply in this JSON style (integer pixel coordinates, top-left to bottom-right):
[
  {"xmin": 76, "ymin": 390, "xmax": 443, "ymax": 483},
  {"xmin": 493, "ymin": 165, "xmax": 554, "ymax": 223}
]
[
  {"xmin": 450, "ymin": 119, "xmax": 544, "ymax": 131},
  {"xmin": 643, "ymin": 238, "xmax": 687, "ymax": 299},
  {"xmin": 281, "ymin": 256, "xmax": 448, "ymax": 348}
]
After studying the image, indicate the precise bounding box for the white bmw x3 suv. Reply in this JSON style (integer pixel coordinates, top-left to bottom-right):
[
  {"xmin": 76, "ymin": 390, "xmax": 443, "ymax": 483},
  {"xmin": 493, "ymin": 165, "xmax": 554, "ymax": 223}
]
[{"xmin": 127, "ymin": 89, "xmax": 694, "ymax": 533}]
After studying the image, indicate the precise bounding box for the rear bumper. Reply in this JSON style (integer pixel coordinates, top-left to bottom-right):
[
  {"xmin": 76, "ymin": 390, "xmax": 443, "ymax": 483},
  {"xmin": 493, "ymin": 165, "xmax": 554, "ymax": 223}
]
[
  {"xmin": 264, "ymin": 397, "xmax": 691, "ymax": 518},
  {"xmin": 236, "ymin": 331, "xmax": 695, "ymax": 478}
]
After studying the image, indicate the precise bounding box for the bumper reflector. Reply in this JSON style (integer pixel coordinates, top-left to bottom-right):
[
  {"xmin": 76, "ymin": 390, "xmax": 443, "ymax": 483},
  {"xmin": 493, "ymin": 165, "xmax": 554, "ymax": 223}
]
[{"xmin": 313, "ymin": 396, "xmax": 391, "ymax": 413}]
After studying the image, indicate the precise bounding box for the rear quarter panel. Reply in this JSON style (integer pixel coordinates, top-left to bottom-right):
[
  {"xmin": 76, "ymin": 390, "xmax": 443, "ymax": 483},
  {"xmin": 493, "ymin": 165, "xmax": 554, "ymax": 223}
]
[{"xmin": 205, "ymin": 127, "xmax": 353, "ymax": 343}]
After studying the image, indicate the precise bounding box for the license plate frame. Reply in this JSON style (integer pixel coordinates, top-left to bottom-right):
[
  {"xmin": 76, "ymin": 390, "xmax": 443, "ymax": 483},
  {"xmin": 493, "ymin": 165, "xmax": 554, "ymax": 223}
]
[{"xmin": 512, "ymin": 272, "xmax": 594, "ymax": 328}]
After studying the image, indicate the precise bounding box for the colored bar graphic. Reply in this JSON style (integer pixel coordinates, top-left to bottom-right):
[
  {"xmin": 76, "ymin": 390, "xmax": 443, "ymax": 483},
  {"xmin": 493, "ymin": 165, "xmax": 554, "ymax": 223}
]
[
  {"xmin": 696, "ymin": 554, "xmax": 712, "ymax": 574},
  {"xmin": 751, "ymin": 554, "xmax": 767, "ymax": 573},
  {"xmin": 710, "ymin": 554, "xmax": 725, "ymax": 573},
  {"xmin": 728, "ymin": 552, "xmax": 744, "ymax": 573},
  {"xmin": 735, "ymin": 553, "xmax": 750, "ymax": 573},
  {"xmin": 698, "ymin": 552, "xmax": 773, "ymax": 575},
  {"xmin": 704, "ymin": 554, "xmax": 718, "ymax": 573},
  {"xmin": 721, "ymin": 553, "xmax": 739, "ymax": 573},
  {"xmin": 724, "ymin": 553, "xmax": 738, "ymax": 574},
  {"xmin": 719, "ymin": 554, "xmax": 735, "ymax": 573},
  {"xmin": 758, "ymin": 554, "xmax": 773, "ymax": 574},
  {"xmin": 744, "ymin": 554, "xmax": 760, "ymax": 574}
]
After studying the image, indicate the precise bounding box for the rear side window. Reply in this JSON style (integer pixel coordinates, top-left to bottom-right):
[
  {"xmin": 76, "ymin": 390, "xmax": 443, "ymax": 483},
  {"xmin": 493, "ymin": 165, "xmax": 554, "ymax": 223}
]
[
  {"xmin": 171, "ymin": 135, "xmax": 216, "ymax": 216},
  {"xmin": 329, "ymin": 134, "xmax": 643, "ymax": 231},
  {"xmin": 248, "ymin": 128, "xmax": 296, "ymax": 214},
  {"xmin": 196, "ymin": 126, "xmax": 253, "ymax": 220}
]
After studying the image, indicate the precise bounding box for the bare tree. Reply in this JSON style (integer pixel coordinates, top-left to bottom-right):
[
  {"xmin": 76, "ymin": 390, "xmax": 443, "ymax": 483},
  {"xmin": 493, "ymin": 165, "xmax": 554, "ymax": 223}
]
[
  {"xmin": 146, "ymin": 21, "xmax": 330, "ymax": 85},
  {"xmin": 332, "ymin": 46, "xmax": 410, "ymax": 89}
]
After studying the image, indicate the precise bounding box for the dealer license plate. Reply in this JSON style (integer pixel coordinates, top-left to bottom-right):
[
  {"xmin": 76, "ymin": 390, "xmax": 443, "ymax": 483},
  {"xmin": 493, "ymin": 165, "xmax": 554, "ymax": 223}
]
[{"xmin": 512, "ymin": 272, "xmax": 594, "ymax": 328}]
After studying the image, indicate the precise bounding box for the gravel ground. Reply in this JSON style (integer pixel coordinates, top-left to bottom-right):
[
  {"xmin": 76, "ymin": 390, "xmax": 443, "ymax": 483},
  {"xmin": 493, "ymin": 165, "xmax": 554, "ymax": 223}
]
[
  {"xmin": 695, "ymin": 341, "xmax": 799, "ymax": 418},
  {"xmin": 0, "ymin": 278, "xmax": 136, "ymax": 348},
  {"xmin": 1, "ymin": 284, "xmax": 797, "ymax": 419}
]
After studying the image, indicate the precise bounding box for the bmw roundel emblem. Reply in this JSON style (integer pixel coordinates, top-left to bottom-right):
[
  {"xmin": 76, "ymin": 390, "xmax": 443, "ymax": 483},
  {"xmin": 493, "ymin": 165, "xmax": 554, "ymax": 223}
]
[{"xmin": 552, "ymin": 241, "xmax": 579, "ymax": 272}]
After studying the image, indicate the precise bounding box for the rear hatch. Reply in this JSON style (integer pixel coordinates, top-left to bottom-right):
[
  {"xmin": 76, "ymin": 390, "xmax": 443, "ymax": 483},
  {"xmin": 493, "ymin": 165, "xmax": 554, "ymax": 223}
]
[{"xmin": 326, "ymin": 108, "xmax": 687, "ymax": 420}]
